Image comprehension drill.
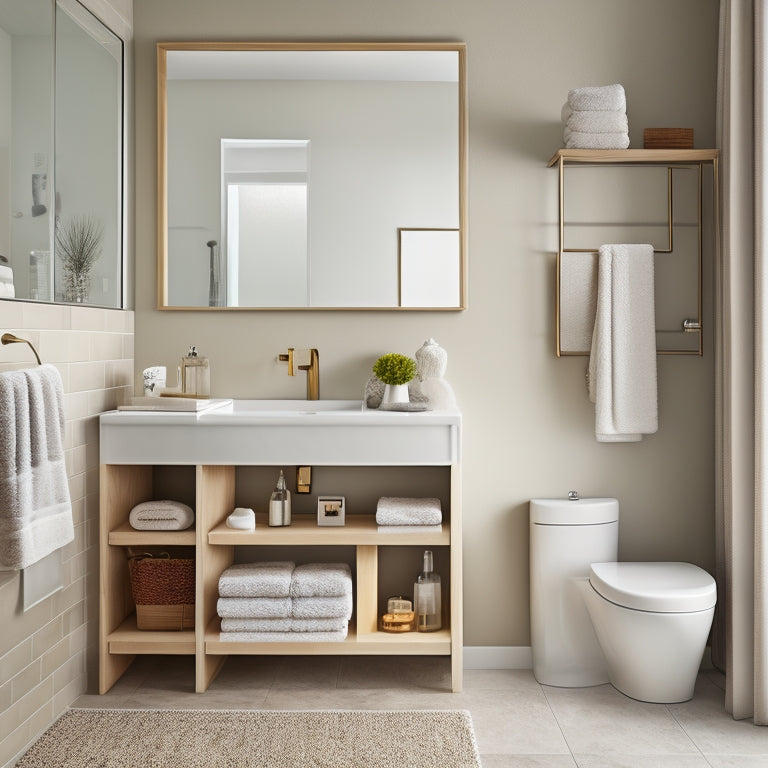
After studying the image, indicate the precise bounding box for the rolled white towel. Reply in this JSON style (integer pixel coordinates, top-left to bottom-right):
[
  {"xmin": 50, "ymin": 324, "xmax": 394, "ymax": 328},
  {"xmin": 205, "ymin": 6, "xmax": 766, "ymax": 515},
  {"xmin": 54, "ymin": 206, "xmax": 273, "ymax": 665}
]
[
  {"xmin": 216, "ymin": 596, "xmax": 291, "ymax": 618},
  {"xmin": 290, "ymin": 562, "xmax": 352, "ymax": 598},
  {"xmin": 218, "ymin": 561, "xmax": 295, "ymax": 598},
  {"xmin": 220, "ymin": 616, "xmax": 348, "ymax": 632},
  {"xmin": 568, "ymin": 84, "xmax": 626, "ymax": 113},
  {"xmin": 291, "ymin": 593, "xmax": 353, "ymax": 620},
  {"xmin": 220, "ymin": 627, "xmax": 348, "ymax": 643},
  {"xmin": 375, "ymin": 497, "xmax": 442, "ymax": 526},
  {"xmin": 564, "ymin": 131, "xmax": 630, "ymax": 150},
  {"xmin": 564, "ymin": 110, "xmax": 629, "ymax": 135},
  {"xmin": 128, "ymin": 500, "xmax": 194, "ymax": 531}
]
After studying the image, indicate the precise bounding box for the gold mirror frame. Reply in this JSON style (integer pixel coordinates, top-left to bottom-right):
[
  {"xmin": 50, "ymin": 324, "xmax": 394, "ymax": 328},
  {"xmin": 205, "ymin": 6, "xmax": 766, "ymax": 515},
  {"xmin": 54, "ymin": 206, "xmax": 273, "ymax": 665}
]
[{"xmin": 157, "ymin": 41, "xmax": 467, "ymax": 311}]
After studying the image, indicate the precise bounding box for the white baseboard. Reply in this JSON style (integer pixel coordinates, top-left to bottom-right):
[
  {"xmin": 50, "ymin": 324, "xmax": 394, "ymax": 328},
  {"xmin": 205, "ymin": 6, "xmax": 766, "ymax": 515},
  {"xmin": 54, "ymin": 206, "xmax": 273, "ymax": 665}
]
[
  {"xmin": 462, "ymin": 645, "xmax": 716, "ymax": 673},
  {"xmin": 463, "ymin": 646, "xmax": 532, "ymax": 670}
]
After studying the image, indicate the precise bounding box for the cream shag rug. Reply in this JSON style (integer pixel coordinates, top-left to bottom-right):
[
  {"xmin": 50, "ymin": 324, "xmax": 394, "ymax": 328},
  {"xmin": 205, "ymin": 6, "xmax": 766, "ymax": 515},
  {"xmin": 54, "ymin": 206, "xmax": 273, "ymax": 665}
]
[{"xmin": 16, "ymin": 708, "xmax": 482, "ymax": 768}]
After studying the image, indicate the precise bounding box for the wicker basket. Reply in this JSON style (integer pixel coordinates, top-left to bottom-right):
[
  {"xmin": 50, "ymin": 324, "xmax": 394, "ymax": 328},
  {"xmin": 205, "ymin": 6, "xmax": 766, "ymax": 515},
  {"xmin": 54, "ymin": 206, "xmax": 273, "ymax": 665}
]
[
  {"xmin": 643, "ymin": 128, "xmax": 694, "ymax": 149},
  {"xmin": 128, "ymin": 554, "xmax": 195, "ymax": 630}
]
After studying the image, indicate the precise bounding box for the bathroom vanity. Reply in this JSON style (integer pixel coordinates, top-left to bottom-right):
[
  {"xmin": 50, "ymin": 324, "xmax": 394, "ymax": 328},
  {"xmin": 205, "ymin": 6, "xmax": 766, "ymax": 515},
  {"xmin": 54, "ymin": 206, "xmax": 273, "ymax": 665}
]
[{"xmin": 98, "ymin": 401, "xmax": 462, "ymax": 693}]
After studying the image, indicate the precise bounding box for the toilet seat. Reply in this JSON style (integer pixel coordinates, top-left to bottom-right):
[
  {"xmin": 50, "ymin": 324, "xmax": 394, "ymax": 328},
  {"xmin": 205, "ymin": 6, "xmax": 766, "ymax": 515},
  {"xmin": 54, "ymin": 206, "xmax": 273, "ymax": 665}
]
[{"xmin": 589, "ymin": 562, "xmax": 716, "ymax": 613}]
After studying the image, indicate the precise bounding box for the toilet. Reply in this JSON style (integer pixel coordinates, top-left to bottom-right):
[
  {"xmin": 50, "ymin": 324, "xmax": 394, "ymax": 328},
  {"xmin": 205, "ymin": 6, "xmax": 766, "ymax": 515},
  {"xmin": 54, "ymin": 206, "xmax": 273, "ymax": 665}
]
[{"xmin": 530, "ymin": 496, "xmax": 716, "ymax": 704}]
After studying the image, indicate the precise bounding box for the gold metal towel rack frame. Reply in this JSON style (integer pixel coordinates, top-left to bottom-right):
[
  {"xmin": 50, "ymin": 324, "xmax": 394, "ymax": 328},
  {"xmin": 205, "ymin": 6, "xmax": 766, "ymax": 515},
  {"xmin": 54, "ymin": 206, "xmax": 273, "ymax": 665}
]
[
  {"xmin": 1, "ymin": 333, "xmax": 42, "ymax": 365},
  {"xmin": 548, "ymin": 148, "xmax": 720, "ymax": 357}
]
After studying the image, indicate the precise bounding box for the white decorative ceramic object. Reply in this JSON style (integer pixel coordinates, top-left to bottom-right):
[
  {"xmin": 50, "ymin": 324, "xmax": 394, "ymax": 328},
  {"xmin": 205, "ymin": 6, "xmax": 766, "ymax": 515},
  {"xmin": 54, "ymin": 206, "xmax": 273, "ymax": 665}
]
[{"xmin": 415, "ymin": 338, "xmax": 448, "ymax": 381}]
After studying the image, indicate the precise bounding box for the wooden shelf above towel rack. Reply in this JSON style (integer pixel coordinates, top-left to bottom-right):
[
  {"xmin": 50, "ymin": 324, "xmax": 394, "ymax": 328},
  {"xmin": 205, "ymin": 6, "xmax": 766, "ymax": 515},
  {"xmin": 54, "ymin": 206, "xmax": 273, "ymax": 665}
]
[
  {"xmin": 547, "ymin": 148, "xmax": 719, "ymax": 167},
  {"xmin": 549, "ymin": 148, "xmax": 720, "ymax": 357}
]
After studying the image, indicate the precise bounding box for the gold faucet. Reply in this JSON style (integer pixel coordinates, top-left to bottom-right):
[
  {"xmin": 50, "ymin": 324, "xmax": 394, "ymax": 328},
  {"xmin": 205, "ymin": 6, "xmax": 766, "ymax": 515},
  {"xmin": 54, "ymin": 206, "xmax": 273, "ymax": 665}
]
[{"xmin": 279, "ymin": 348, "xmax": 319, "ymax": 400}]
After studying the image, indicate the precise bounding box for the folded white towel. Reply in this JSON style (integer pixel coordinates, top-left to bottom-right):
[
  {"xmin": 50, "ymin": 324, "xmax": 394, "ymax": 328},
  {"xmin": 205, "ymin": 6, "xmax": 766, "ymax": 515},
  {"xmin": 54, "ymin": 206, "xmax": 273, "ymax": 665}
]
[
  {"xmin": 219, "ymin": 628, "xmax": 348, "ymax": 643},
  {"xmin": 568, "ymin": 84, "xmax": 626, "ymax": 113},
  {"xmin": 129, "ymin": 500, "xmax": 195, "ymax": 531},
  {"xmin": 563, "ymin": 110, "xmax": 629, "ymax": 135},
  {"xmin": 290, "ymin": 562, "xmax": 352, "ymax": 598},
  {"xmin": 0, "ymin": 365, "xmax": 73, "ymax": 570},
  {"xmin": 220, "ymin": 616, "xmax": 348, "ymax": 632},
  {"xmin": 291, "ymin": 594, "xmax": 353, "ymax": 620},
  {"xmin": 377, "ymin": 524, "xmax": 443, "ymax": 534},
  {"xmin": 588, "ymin": 244, "xmax": 658, "ymax": 442},
  {"xmin": 218, "ymin": 561, "xmax": 295, "ymax": 598},
  {"xmin": 216, "ymin": 596, "xmax": 291, "ymax": 618},
  {"xmin": 375, "ymin": 497, "xmax": 442, "ymax": 526},
  {"xmin": 564, "ymin": 130, "xmax": 630, "ymax": 150}
]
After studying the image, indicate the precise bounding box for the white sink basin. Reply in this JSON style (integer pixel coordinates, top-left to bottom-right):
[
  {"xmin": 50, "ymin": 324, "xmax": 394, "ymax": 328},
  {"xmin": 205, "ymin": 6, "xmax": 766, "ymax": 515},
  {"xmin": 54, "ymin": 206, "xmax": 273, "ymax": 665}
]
[{"xmin": 227, "ymin": 399, "xmax": 364, "ymax": 416}]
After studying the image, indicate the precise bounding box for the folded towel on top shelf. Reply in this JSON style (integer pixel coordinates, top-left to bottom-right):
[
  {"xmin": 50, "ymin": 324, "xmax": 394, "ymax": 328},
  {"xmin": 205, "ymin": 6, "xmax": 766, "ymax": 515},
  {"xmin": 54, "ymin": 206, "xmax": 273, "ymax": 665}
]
[
  {"xmin": 220, "ymin": 616, "xmax": 348, "ymax": 633},
  {"xmin": 561, "ymin": 105, "xmax": 629, "ymax": 134},
  {"xmin": 217, "ymin": 596, "xmax": 291, "ymax": 619},
  {"xmin": 218, "ymin": 561, "xmax": 295, "ymax": 598},
  {"xmin": 220, "ymin": 628, "xmax": 348, "ymax": 643},
  {"xmin": 375, "ymin": 497, "xmax": 442, "ymax": 526},
  {"xmin": 290, "ymin": 563, "xmax": 352, "ymax": 598},
  {"xmin": 291, "ymin": 593, "xmax": 353, "ymax": 620},
  {"xmin": 567, "ymin": 84, "xmax": 626, "ymax": 113},
  {"xmin": 564, "ymin": 131, "xmax": 630, "ymax": 150},
  {"xmin": 563, "ymin": 113, "xmax": 629, "ymax": 137},
  {"xmin": 587, "ymin": 244, "xmax": 658, "ymax": 442},
  {"xmin": 0, "ymin": 365, "xmax": 73, "ymax": 570},
  {"xmin": 129, "ymin": 500, "xmax": 195, "ymax": 531}
]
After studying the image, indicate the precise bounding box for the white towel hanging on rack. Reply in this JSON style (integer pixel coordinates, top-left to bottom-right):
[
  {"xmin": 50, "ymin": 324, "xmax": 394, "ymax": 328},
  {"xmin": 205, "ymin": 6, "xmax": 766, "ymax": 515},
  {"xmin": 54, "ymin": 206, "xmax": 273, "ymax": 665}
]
[{"xmin": 588, "ymin": 244, "xmax": 658, "ymax": 442}]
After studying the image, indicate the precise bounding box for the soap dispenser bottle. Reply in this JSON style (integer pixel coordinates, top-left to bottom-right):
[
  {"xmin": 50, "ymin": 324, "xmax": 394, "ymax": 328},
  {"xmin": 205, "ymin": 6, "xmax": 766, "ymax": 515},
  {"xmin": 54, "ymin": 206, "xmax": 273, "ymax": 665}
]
[
  {"xmin": 414, "ymin": 550, "xmax": 442, "ymax": 632},
  {"xmin": 269, "ymin": 470, "xmax": 291, "ymax": 527},
  {"xmin": 180, "ymin": 345, "xmax": 210, "ymax": 397}
]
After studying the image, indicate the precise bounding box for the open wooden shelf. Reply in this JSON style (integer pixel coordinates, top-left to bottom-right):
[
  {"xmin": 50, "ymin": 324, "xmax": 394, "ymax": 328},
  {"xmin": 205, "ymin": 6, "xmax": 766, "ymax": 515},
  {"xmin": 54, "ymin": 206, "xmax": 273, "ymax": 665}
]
[
  {"xmin": 205, "ymin": 617, "xmax": 451, "ymax": 655},
  {"xmin": 208, "ymin": 513, "xmax": 450, "ymax": 546},
  {"xmin": 106, "ymin": 613, "xmax": 196, "ymax": 655},
  {"xmin": 108, "ymin": 521, "xmax": 196, "ymax": 546},
  {"xmin": 547, "ymin": 148, "xmax": 719, "ymax": 167}
]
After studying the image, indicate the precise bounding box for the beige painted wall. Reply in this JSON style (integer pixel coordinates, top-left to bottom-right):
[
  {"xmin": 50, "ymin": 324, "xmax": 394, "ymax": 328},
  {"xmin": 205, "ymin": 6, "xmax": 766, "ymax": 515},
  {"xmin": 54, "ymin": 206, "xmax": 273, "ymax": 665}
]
[{"xmin": 133, "ymin": 0, "xmax": 719, "ymax": 647}]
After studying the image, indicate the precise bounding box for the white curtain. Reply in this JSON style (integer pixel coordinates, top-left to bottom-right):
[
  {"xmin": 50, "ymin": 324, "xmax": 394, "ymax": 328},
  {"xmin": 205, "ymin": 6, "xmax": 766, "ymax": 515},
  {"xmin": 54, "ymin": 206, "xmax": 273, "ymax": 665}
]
[{"xmin": 715, "ymin": 0, "xmax": 768, "ymax": 722}]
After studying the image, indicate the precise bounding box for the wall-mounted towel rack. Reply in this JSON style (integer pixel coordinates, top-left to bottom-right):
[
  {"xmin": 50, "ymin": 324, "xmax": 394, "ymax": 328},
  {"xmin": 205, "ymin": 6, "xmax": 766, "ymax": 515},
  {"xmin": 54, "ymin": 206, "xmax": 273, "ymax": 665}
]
[
  {"xmin": 1, "ymin": 333, "xmax": 42, "ymax": 365},
  {"xmin": 548, "ymin": 148, "xmax": 720, "ymax": 357}
]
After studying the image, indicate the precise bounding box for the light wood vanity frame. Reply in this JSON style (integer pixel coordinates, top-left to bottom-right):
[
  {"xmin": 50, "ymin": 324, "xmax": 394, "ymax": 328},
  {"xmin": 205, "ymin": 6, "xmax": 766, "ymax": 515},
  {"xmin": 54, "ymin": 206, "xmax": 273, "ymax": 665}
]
[{"xmin": 99, "ymin": 461, "xmax": 462, "ymax": 694}]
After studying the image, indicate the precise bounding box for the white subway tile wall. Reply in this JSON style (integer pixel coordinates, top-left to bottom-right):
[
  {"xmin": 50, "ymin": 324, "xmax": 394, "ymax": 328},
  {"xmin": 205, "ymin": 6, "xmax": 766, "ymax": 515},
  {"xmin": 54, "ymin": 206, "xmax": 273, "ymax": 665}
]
[{"xmin": 0, "ymin": 301, "xmax": 134, "ymax": 768}]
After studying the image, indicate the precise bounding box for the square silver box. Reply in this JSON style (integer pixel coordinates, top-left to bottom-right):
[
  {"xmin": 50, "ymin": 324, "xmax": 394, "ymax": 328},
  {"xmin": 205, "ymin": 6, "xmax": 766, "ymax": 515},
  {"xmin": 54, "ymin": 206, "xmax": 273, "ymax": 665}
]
[{"xmin": 317, "ymin": 496, "xmax": 345, "ymax": 526}]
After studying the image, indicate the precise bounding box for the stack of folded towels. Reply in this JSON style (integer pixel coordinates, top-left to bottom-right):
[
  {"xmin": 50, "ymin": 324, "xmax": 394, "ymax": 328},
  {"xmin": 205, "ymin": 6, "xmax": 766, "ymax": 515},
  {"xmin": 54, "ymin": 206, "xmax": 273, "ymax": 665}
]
[
  {"xmin": 561, "ymin": 84, "xmax": 629, "ymax": 149},
  {"xmin": 375, "ymin": 497, "xmax": 442, "ymax": 533},
  {"xmin": 217, "ymin": 561, "xmax": 352, "ymax": 642}
]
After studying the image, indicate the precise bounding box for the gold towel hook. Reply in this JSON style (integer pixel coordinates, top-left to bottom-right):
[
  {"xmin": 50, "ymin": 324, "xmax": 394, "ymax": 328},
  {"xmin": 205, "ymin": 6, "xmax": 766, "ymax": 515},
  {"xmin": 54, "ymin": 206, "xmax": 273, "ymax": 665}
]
[{"xmin": 1, "ymin": 333, "xmax": 42, "ymax": 365}]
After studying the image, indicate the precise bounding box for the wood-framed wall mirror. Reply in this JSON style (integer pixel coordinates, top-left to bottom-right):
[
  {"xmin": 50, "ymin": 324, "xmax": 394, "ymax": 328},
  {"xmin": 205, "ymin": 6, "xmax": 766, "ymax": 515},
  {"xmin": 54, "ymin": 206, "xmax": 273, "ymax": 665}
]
[{"xmin": 157, "ymin": 42, "xmax": 467, "ymax": 310}]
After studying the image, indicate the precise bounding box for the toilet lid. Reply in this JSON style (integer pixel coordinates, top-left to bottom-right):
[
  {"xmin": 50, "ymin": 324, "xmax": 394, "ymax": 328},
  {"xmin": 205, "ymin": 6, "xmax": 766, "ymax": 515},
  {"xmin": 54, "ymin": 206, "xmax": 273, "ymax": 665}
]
[{"xmin": 589, "ymin": 562, "xmax": 716, "ymax": 613}]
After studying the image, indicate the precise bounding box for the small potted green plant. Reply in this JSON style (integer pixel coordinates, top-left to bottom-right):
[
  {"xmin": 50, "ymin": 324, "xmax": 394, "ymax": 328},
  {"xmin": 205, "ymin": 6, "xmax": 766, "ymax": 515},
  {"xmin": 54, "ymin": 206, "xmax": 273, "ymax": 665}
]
[{"xmin": 373, "ymin": 353, "xmax": 418, "ymax": 406}]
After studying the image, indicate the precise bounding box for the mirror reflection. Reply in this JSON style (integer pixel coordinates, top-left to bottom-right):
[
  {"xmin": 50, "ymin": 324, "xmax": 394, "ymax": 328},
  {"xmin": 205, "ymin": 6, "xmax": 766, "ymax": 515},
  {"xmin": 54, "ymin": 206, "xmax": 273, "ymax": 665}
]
[
  {"xmin": 0, "ymin": 0, "xmax": 123, "ymax": 307},
  {"xmin": 159, "ymin": 44, "xmax": 467, "ymax": 310}
]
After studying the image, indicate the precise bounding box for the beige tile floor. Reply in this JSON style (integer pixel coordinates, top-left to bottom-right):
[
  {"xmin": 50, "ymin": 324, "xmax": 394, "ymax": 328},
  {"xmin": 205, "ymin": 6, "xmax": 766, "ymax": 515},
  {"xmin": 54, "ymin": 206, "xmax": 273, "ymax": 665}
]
[{"xmin": 73, "ymin": 656, "xmax": 768, "ymax": 767}]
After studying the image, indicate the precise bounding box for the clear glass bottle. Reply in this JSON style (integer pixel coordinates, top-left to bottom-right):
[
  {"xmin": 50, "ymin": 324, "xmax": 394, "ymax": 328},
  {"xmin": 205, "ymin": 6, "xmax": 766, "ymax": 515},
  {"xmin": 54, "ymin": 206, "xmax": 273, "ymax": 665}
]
[
  {"xmin": 268, "ymin": 469, "xmax": 291, "ymax": 526},
  {"xmin": 414, "ymin": 549, "xmax": 442, "ymax": 632}
]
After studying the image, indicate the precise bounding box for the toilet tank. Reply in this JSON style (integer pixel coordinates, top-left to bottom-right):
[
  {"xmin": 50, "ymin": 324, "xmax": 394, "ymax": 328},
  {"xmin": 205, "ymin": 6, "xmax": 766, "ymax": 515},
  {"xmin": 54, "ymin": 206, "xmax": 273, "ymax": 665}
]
[{"xmin": 529, "ymin": 496, "xmax": 619, "ymax": 687}]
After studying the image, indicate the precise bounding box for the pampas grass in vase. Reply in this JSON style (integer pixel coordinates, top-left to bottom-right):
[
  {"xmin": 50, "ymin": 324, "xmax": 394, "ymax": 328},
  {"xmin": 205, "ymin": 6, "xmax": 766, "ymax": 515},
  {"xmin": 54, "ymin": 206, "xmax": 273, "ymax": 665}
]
[{"xmin": 56, "ymin": 214, "xmax": 103, "ymax": 303}]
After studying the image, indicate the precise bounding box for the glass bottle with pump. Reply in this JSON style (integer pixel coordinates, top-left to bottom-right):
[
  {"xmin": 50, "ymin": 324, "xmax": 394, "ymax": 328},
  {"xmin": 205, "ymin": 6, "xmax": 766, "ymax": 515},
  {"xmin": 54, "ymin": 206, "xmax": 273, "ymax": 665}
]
[
  {"xmin": 269, "ymin": 470, "xmax": 291, "ymax": 527},
  {"xmin": 414, "ymin": 549, "xmax": 442, "ymax": 632}
]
